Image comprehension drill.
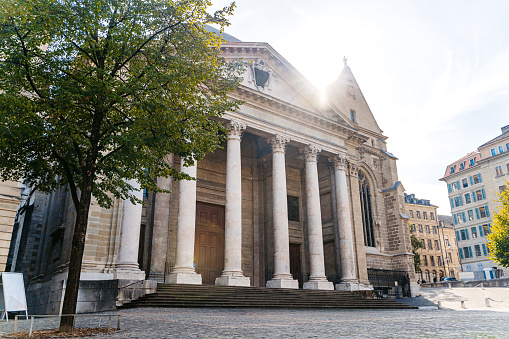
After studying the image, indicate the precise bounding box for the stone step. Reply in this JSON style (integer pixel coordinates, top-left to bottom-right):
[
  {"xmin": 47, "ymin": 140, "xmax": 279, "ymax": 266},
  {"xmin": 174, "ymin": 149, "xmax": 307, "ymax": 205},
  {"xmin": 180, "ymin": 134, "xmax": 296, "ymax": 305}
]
[{"xmin": 119, "ymin": 283, "xmax": 416, "ymax": 310}]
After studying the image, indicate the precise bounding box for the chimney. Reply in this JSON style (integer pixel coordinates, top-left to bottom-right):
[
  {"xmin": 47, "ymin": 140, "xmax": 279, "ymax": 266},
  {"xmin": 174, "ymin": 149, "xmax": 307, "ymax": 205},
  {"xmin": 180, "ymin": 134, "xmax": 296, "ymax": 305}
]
[{"xmin": 502, "ymin": 125, "xmax": 509, "ymax": 134}]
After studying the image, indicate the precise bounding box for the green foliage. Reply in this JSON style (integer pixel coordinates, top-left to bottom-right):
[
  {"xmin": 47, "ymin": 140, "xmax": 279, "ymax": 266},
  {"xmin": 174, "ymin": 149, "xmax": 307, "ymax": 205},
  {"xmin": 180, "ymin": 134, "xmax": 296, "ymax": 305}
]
[
  {"xmin": 0, "ymin": 0, "xmax": 244, "ymax": 208},
  {"xmin": 487, "ymin": 182, "xmax": 509, "ymax": 267},
  {"xmin": 410, "ymin": 224, "xmax": 424, "ymax": 273}
]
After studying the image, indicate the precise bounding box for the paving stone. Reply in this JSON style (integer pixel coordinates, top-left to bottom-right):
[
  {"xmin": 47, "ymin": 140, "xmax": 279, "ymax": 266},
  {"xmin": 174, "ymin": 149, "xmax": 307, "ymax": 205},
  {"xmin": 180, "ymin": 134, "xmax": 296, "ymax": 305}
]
[{"xmin": 1, "ymin": 307, "xmax": 507, "ymax": 338}]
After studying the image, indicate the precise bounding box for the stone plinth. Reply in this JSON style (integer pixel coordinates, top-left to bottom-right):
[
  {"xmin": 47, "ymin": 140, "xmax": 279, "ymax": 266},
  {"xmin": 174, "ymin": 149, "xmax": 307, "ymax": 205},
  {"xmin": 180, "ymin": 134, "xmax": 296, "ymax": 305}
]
[
  {"xmin": 335, "ymin": 281, "xmax": 373, "ymax": 292},
  {"xmin": 266, "ymin": 278, "xmax": 299, "ymax": 289},
  {"xmin": 166, "ymin": 272, "xmax": 202, "ymax": 285},
  {"xmin": 215, "ymin": 275, "xmax": 251, "ymax": 287},
  {"xmin": 303, "ymin": 280, "xmax": 334, "ymax": 290}
]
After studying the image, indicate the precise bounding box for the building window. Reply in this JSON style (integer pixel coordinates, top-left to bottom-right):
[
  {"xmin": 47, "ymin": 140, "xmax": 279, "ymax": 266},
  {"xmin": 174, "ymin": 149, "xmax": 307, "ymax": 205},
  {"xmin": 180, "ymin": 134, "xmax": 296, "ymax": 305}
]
[
  {"xmin": 500, "ymin": 185, "xmax": 507, "ymax": 193},
  {"xmin": 479, "ymin": 206, "xmax": 487, "ymax": 218},
  {"xmin": 418, "ymin": 224, "xmax": 423, "ymax": 233},
  {"xmin": 409, "ymin": 210, "xmax": 414, "ymax": 218},
  {"xmin": 425, "ymin": 225, "xmax": 430, "ymax": 233},
  {"xmin": 434, "ymin": 240, "xmax": 439, "ymax": 249},
  {"xmin": 469, "ymin": 158, "xmax": 475, "ymax": 166},
  {"xmin": 448, "ymin": 252, "xmax": 453, "ymax": 263},
  {"xmin": 465, "ymin": 193, "xmax": 472, "ymax": 204},
  {"xmin": 471, "ymin": 227, "xmax": 477, "ymax": 238},
  {"xmin": 507, "ymin": 143, "xmax": 509, "ymax": 152},
  {"xmin": 456, "ymin": 213, "xmax": 465, "ymax": 224},
  {"xmin": 432, "ymin": 226, "xmax": 437, "ymax": 234},
  {"xmin": 468, "ymin": 210, "xmax": 474, "ymax": 221},
  {"xmin": 451, "ymin": 181, "xmax": 459, "ymax": 191},
  {"xmin": 499, "ymin": 145, "xmax": 504, "ymax": 154},
  {"xmin": 472, "ymin": 174, "xmax": 481, "ymax": 184},
  {"xmin": 430, "ymin": 256, "xmax": 435, "ymax": 266},
  {"xmin": 462, "ymin": 178, "xmax": 468, "ymax": 188},
  {"xmin": 475, "ymin": 189, "xmax": 485, "ymax": 201},
  {"xmin": 482, "ymin": 224, "xmax": 491, "ymax": 235},
  {"xmin": 450, "ymin": 166, "xmax": 456, "ymax": 174},
  {"xmin": 358, "ymin": 172, "xmax": 375, "ymax": 247},
  {"xmin": 421, "ymin": 239, "xmax": 426, "ymax": 249},
  {"xmin": 463, "ymin": 246, "xmax": 473, "ymax": 259},
  {"xmin": 416, "ymin": 211, "xmax": 421, "ymax": 219},
  {"xmin": 428, "ymin": 239, "xmax": 433, "ymax": 250},
  {"xmin": 459, "ymin": 162, "xmax": 465, "ymax": 170},
  {"xmin": 287, "ymin": 196, "xmax": 300, "ymax": 222},
  {"xmin": 445, "ymin": 238, "xmax": 450, "ymax": 247},
  {"xmin": 411, "ymin": 224, "xmax": 416, "ymax": 232},
  {"xmin": 423, "ymin": 255, "xmax": 428, "ymax": 266},
  {"xmin": 423, "ymin": 212, "xmax": 428, "ymax": 219},
  {"xmin": 460, "ymin": 229, "xmax": 469, "ymax": 240},
  {"xmin": 438, "ymin": 256, "xmax": 442, "ymax": 266},
  {"xmin": 350, "ymin": 109, "xmax": 356, "ymax": 123},
  {"xmin": 430, "ymin": 212, "xmax": 435, "ymax": 220},
  {"xmin": 495, "ymin": 166, "xmax": 503, "ymax": 176},
  {"xmin": 491, "ymin": 148, "xmax": 496, "ymax": 156},
  {"xmin": 475, "ymin": 245, "xmax": 482, "ymax": 257},
  {"xmin": 454, "ymin": 196, "xmax": 463, "ymax": 207}
]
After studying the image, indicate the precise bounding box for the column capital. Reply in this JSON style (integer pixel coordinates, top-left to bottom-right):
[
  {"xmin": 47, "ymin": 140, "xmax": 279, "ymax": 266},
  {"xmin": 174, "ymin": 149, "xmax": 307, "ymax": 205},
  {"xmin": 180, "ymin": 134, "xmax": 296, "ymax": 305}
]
[
  {"xmin": 300, "ymin": 144, "xmax": 321, "ymax": 162},
  {"xmin": 226, "ymin": 120, "xmax": 246, "ymax": 140},
  {"xmin": 330, "ymin": 153, "xmax": 348, "ymax": 171},
  {"xmin": 349, "ymin": 161, "xmax": 359, "ymax": 177},
  {"xmin": 268, "ymin": 134, "xmax": 291, "ymax": 153}
]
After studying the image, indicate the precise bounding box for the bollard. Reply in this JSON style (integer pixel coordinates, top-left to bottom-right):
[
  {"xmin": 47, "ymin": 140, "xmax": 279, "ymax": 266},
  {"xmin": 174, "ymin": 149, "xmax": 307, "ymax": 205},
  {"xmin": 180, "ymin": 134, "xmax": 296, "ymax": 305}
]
[
  {"xmin": 99, "ymin": 316, "xmax": 102, "ymax": 328},
  {"xmin": 108, "ymin": 315, "xmax": 112, "ymax": 332},
  {"xmin": 448, "ymin": 282, "xmax": 452, "ymax": 289},
  {"xmin": 481, "ymin": 283, "xmax": 484, "ymax": 290},
  {"xmin": 29, "ymin": 316, "xmax": 34, "ymax": 336},
  {"xmin": 14, "ymin": 315, "xmax": 18, "ymax": 334},
  {"xmin": 437, "ymin": 301, "xmax": 442, "ymax": 309},
  {"xmin": 486, "ymin": 298, "xmax": 491, "ymax": 307},
  {"xmin": 461, "ymin": 300, "xmax": 466, "ymax": 309},
  {"xmin": 117, "ymin": 315, "xmax": 120, "ymax": 330}
]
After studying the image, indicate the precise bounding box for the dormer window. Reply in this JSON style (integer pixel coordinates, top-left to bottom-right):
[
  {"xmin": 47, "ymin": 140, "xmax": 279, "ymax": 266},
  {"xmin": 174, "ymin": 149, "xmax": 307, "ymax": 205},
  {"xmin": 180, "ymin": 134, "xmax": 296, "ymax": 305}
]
[
  {"xmin": 450, "ymin": 165, "xmax": 456, "ymax": 174},
  {"xmin": 459, "ymin": 162, "xmax": 465, "ymax": 170},
  {"xmin": 469, "ymin": 158, "xmax": 475, "ymax": 166},
  {"xmin": 350, "ymin": 109, "xmax": 356, "ymax": 123}
]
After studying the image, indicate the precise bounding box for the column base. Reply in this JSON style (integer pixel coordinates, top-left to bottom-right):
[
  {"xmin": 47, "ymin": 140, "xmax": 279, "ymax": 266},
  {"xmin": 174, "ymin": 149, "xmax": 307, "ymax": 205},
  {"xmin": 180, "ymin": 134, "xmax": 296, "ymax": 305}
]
[
  {"xmin": 266, "ymin": 278, "xmax": 299, "ymax": 289},
  {"xmin": 303, "ymin": 279, "xmax": 334, "ymax": 290},
  {"xmin": 165, "ymin": 272, "xmax": 202, "ymax": 285},
  {"xmin": 335, "ymin": 281, "xmax": 372, "ymax": 292},
  {"xmin": 215, "ymin": 275, "xmax": 251, "ymax": 287},
  {"xmin": 114, "ymin": 269, "xmax": 146, "ymax": 281}
]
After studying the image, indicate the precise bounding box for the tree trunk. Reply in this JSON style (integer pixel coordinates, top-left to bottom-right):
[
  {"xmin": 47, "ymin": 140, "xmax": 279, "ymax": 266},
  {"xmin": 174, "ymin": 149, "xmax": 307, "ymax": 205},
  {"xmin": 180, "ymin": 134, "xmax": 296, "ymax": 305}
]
[{"xmin": 59, "ymin": 186, "xmax": 93, "ymax": 332}]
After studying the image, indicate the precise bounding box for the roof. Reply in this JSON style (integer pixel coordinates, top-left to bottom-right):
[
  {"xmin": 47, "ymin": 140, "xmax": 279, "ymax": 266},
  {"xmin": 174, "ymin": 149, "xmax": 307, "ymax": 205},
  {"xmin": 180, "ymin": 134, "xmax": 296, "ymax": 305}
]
[
  {"xmin": 441, "ymin": 151, "xmax": 481, "ymax": 179},
  {"xmin": 438, "ymin": 215, "xmax": 454, "ymax": 227},
  {"xmin": 478, "ymin": 125, "xmax": 509, "ymax": 149},
  {"xmin": 404, "ymin": 193, "xmax": 437, "ymax": 207},
  {"xmin": 205, "ymin": 25, "xmax": 242, "ymax": 42}
]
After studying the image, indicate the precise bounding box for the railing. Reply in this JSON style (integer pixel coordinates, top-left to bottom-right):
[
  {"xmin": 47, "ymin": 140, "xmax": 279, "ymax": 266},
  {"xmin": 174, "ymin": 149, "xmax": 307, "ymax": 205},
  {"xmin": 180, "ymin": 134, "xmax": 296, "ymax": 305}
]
[
  {"xmin": 8, "ymin": 314, "xmax": 120, "ymax": 337},
  {"xmin": 367, "ymin": 269, "xmax": 411, "ymax": 298}
]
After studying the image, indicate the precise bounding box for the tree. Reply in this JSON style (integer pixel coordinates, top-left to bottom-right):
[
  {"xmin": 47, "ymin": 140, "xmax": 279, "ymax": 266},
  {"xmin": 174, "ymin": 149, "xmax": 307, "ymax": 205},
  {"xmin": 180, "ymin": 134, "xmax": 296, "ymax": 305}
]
[
  {"xmin": 410, "ymin": 225, "xmax": 423, "ymax": 274},
  {"xmin": 0, "ymin": 0, "xmax": 243, "ymax": 332},
  {"xmin": 487, "ymin": 183, "xmax": 509, "ymax": 268}
]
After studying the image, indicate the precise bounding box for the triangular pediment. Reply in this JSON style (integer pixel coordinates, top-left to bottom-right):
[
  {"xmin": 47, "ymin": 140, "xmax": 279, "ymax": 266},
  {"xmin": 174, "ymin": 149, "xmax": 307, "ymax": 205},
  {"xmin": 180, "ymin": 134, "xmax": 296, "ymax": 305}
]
[
  {"xmin": 327, "ymin": 65, "xmax": 383, "ymax": 134},
  {"xmin": 221, "ymin": 43, "xmax": 346, "ymax": 124}
]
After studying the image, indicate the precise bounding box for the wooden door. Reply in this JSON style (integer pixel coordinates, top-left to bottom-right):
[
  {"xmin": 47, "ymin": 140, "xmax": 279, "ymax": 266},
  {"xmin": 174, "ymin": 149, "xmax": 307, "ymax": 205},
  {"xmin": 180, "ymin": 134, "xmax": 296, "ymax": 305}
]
[
  {"xmin": 289, "ymin": 243, "xmax": 302, "ymax": 288},
  {"xmin": 195, "ymin": 202, "xmax": 225, "ymax": 285}
]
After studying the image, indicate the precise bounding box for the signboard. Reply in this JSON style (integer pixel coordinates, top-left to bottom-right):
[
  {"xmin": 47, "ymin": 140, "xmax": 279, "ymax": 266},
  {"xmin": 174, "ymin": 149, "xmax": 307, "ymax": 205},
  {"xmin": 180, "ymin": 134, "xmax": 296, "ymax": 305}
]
[{"xmin": 0, "ymin": 272, "xmax": 28, "ymax": 321}]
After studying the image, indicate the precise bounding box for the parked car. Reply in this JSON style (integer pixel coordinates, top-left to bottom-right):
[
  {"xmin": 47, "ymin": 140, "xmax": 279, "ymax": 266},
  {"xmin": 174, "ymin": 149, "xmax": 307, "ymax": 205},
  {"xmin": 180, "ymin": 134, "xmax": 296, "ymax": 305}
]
[{"xmin": 443, "ymin": 277, "xmax": 458, "ymax": 282}]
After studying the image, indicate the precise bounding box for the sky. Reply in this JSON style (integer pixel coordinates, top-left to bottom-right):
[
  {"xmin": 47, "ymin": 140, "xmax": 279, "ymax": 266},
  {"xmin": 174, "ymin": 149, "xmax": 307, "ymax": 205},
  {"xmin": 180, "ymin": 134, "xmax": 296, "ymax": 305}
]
[{"xmin": 211, "ymin": 0, "xmax": 509, "ymax": 214}]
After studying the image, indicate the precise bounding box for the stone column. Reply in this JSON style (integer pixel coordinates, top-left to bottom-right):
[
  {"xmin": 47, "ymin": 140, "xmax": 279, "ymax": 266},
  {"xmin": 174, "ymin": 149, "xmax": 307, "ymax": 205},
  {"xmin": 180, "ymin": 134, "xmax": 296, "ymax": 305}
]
[
  {"xmin": 115, "ymin": 179, "xmax": 146, "ymax": 280},
  {"xmin": 330, "ymin": 154, "xmax": 358, "ymax": 289},
  {"xmin": 302, "ymin": 145, "xmax": 334, "ymax": 290},
  {"xmin": 166, "ymin": 159, "xmax": 202, "ymax": 284},
  {"xmin": 266, "ymin": 135, "xmax": 298, "ymax": 289},
  {"xmin": 216, "ymin": 121, "xmax": 250, "ymax": 286},
  {"xmin": 149, "ymin": 154, "xmax": 173, "ymax": 281}
]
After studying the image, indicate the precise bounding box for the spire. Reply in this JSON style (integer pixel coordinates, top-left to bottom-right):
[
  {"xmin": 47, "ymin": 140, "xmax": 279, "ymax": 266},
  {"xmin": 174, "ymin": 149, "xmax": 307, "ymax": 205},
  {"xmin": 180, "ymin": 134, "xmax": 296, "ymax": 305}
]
[{"xmin": 343, "ymin": 56, "xmax": 348, "ymax": 66}]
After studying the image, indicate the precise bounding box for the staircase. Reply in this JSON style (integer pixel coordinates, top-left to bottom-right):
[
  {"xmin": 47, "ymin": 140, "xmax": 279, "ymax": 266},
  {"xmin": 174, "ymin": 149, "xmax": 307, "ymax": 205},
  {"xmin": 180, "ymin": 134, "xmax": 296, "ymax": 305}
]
[{"xmin": 119, "ymin": 283, "xmax": 416, "ymax": 309}]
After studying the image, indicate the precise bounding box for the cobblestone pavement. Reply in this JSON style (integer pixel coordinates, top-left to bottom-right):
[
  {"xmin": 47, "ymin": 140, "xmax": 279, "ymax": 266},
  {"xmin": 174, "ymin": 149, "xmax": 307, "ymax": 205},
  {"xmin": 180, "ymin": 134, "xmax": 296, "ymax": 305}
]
[{"xmin": 2, "ymin": 307, "xmax": 508, "ymax": 338}]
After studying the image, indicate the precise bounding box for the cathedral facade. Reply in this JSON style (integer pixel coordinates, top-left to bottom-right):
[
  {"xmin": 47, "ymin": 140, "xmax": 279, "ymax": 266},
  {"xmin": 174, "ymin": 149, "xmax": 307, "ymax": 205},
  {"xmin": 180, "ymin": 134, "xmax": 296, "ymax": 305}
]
[{"xmin": 13, "ymin": 41, "xmax": 418, "ymax": 313}]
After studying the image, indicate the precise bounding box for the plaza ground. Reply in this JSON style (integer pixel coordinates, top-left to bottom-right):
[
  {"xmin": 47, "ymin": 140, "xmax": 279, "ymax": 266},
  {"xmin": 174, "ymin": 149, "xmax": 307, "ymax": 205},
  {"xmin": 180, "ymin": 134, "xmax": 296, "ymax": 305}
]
[{"xmin": 2, "ymin": 306, "xmax": 508, "ymax": 338}]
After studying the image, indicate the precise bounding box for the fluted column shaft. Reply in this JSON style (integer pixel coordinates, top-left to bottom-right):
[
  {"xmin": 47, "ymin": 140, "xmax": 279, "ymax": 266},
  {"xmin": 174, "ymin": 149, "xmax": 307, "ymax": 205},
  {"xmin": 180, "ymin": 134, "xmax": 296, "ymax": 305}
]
[
  {"xmin": 332, "ymin": 154, "xmax": 357, "ymax": 282},
  {"xmin": 216, "ymin": 121, "xmax": 250, "ymax": 286}
]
